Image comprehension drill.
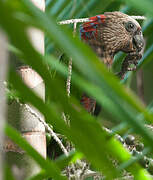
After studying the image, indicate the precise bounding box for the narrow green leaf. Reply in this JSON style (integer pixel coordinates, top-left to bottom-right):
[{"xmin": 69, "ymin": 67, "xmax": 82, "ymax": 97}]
[
  {"xmin": 4, "ymin": 165, "xmax": 16, "ymax": 180},
  {"xmin": 26, "ymin": 170, "xmax": 48, "ymax": 180},
  {"xmin": 125, "ymin": 0, "xmax": 153, "ymax": 16}
]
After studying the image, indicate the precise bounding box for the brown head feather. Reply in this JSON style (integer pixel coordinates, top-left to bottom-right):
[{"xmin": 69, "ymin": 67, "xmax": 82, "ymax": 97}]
[{"xmin": 81, "ymin": 12, "xmax": 143, "ymax": 67}]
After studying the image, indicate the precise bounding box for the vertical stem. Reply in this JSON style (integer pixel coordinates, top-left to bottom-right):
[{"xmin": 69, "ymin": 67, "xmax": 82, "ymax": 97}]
[
  {"xmin": 65, "ymin": 22, "xmax": 77, "ymax": 179},
  {"xmin": 136, "ymin": 69, "xmax": 145, "ymax": 104},
  {"xmin": 5, "ymin": 1, "xmax": 46, "ymax": 179},
  {"xmin": 66, "ymin": 59, "xmax": 72, "ymax": 97},
  {"xmin": 66, "ymin": 23, "xmax": 77, "ymax": 97},
  {"xmin": 0, "ymin": 30, "xmax": 8, "ymax": 180},
  {"xmin": 73, "ymin": 22, "xmax": 77, "ymax": 36}
]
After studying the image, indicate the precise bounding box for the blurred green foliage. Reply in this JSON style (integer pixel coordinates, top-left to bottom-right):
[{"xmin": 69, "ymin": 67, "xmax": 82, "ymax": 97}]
[{"xmin": 1, "ymin": 0, "xmax": 153, "ymax": 179}]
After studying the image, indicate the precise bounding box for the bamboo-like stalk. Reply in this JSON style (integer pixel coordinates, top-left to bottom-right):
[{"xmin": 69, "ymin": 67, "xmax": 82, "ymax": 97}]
[
  {"xmin": 0, "ymin": 30, "xmax": 8, "ymax": 180},
  {"xmin": 5, "ymin": 0, "xmax": 46, "ymax": 179}
]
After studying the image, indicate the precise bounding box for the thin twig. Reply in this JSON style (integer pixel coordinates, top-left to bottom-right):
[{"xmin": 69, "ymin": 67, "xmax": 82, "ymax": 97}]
[
  {"xmin": 58, "ymin": 18, "xmax": 89, "ymax": 25},
  {"xmin": 73, "ymin": 22, "xmax": 77, "ymax": 36},
  {"xmin": 58, "ymin": 16, "xmax": 146, "ymax": 25},
  {"xmin": 130, "ymin": 16, "xmax": 146, "ymax": 20},
  {"xmin": 66, "ymin": 59, "xmax": 72, "ymax": 97},
  {"xmin": 65, "ymin": 23, "xmax": 77, "ymax": 178},
  {"xmin": 66, "ymin": 22, "xmax": 77, "ymax": 97},
  {"xmin": 23, "ymin": 104, "xmax": 68, "ymax": 156}
]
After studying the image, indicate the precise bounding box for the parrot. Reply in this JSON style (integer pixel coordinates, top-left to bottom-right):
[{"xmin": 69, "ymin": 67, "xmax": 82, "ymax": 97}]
[{"xmin": 80, "ymin": 11, "xmax": 144, "ymax": 115}]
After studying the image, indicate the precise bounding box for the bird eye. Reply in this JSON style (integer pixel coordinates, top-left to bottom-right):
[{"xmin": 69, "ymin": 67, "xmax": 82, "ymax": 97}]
[{"xmin": 125, "ymin": 21, "xmax": 135, "ymax": 32}]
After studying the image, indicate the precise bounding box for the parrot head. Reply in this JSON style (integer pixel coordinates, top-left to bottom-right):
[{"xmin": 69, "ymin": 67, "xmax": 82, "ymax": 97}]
[{"xmin": 80, "ymin": 11, "xmax": 144, "ymax": 66}]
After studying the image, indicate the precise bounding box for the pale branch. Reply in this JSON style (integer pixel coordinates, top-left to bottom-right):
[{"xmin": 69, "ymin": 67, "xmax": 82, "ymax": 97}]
[
  {"xmin": 66, "ymin": 21, "xmax": 76, "ymax": 97},
  {"xmin": 73, "ymin": 22, "xmax": 77, "ymax": 36},
  {"xmin": 22, "ymin": 104, "xmax": 69, "ymax": 156},
  {"xmin": 58, "ymin": 16, "xmax": 146, "ymax": 25},
  {"xmin": 65, "ymin": 23, "xmax": 76, "ymax": 176},
  {"xmin": 130, "ymin": 16, "xmax": 146, "ymax": 20},
  {"xmin": 66, "ymin": 58, "xmax": 72, "ymax": 97},
  {"xmin": 58, "ymin": 18, "xmax": 89, "ymax": 25}
]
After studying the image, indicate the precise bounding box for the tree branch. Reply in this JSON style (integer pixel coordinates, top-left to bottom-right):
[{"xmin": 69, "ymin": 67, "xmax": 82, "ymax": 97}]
[
  {"xmin": 58, "ymin": 16, "xmax": 146, "ymax": 25},
  {"xmin": 22, "ymin": 104, "xmax": 68, "ymax": 156}
]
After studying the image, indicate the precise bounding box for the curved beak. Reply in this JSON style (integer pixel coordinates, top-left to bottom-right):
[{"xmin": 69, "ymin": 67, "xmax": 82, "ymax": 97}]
[{"xmin": 133, "ymin": 33, "xmax": 144, "ymax": 52}]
